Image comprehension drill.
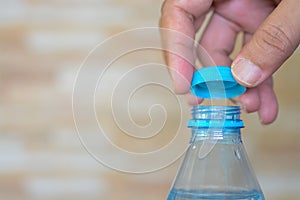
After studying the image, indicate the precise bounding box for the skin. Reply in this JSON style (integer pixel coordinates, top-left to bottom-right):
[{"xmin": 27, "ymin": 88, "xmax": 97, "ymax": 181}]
[{"xmin": 160, "ymin": 0, "xmax": 300, "ymax": 124}]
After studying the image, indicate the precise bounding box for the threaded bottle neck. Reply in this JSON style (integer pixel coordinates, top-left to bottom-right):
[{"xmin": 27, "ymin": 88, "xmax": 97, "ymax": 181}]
[{"xmin": 188, "ymin": 105, "xmax": 244, "ymax": 129}]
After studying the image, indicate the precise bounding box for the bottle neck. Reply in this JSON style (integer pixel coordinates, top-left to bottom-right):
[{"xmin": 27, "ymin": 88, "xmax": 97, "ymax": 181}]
[
  {"xmin": 188, "ymin": 105, "xmax": 243, "ymax": 143},
  {"xmin": 191, "ymin": 128, "xmax": 241, "ymax": 143}
]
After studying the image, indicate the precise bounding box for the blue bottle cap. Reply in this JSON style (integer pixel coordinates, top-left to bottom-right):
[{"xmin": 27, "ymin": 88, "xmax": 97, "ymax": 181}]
[{"xmin": 190, "ymin": 66, "xmax": 246, "ymax": 99}]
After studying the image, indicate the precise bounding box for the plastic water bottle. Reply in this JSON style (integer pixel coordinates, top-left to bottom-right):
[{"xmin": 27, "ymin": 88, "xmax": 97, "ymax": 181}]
[
  {"xmin": 167, "ymin": 66, "xmax": 265, "ymax": 200},
  {"xmin": 167, "ymin": 105, "xmax": 265, "ymax": 200}
]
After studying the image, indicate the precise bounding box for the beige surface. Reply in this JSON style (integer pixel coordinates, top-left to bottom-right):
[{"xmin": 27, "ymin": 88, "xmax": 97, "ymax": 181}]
[{"xmin": 0, "ymin": 0, "xmax": 300, "ymax": 200}]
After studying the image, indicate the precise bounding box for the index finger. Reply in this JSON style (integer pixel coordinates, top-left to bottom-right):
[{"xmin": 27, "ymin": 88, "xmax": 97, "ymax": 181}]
[{"xmin": 160, "ymin": 0, "xmax": 213, "ymax": 94}]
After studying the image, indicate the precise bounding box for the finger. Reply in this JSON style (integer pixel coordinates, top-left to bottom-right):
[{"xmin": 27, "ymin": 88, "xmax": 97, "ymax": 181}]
[
  {"xmin": 236, "ymin": 32, "xmax": 261, "ymax": 113},
  {"xmin": 257, "ymin": 77, "xmax": 278, "ymax": 124},
  {"xmin": 232, "ymin": 0, "xmax": 300, "ymax": 88},
  {"xmin": 198, "ymin": 12, "xmax": 241, "ymax": 66},
  {"xmin": 243, "ymin": 32, "xmax": 252, "ymax": 46},
  {"xmin": 238, "ymin": 88, "xmax": 260, "ymax": 113},
  {"xmin": 160, "ymin": 0, "xmax": 213, "ymax": 94}
]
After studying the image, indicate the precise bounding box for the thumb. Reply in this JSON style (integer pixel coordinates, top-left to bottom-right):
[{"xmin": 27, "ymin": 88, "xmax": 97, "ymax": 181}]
[{"xmin": 232, "ymin": 0, "xmax": 300, "ymax": 87}]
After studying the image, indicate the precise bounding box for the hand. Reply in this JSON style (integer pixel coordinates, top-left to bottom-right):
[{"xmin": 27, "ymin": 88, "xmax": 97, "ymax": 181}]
[{"xmin": 160, "ymin": 0, "xmax": 300, "ymax": 124}]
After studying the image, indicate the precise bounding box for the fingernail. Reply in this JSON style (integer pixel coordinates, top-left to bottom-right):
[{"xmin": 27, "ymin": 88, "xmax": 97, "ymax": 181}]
[{"xmin": 232, "ymin": 58, "xmax": 262, "ymax": 87}]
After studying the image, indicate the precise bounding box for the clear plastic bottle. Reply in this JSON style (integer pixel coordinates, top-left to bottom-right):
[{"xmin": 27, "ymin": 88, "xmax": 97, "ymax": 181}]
[{"xmin": 167, "ymin": 105, "xmax": 265, "ymax": 200}]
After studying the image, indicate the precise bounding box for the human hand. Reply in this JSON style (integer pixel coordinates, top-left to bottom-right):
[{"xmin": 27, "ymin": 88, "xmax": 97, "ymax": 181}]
[{"xmin": 160, "ymin": 0, "xmax": 300, "ymax": 124}]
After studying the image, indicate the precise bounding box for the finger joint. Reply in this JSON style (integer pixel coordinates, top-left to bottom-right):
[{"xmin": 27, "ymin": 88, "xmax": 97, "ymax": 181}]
[{"xmin": 256, "ymin": 23, "xmax": 293, "ymax": 57}]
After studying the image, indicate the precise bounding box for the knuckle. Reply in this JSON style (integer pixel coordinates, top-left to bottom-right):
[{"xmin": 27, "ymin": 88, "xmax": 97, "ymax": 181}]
[{"xmin": 255, "ymin": 23, "xmax": 293, "ymax": 56}]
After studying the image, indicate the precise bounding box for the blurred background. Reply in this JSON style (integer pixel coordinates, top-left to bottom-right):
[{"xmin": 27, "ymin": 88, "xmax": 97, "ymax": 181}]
[{"xmin": 0, "ymin": 0, "xmax": 299, "ymax": 200}]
